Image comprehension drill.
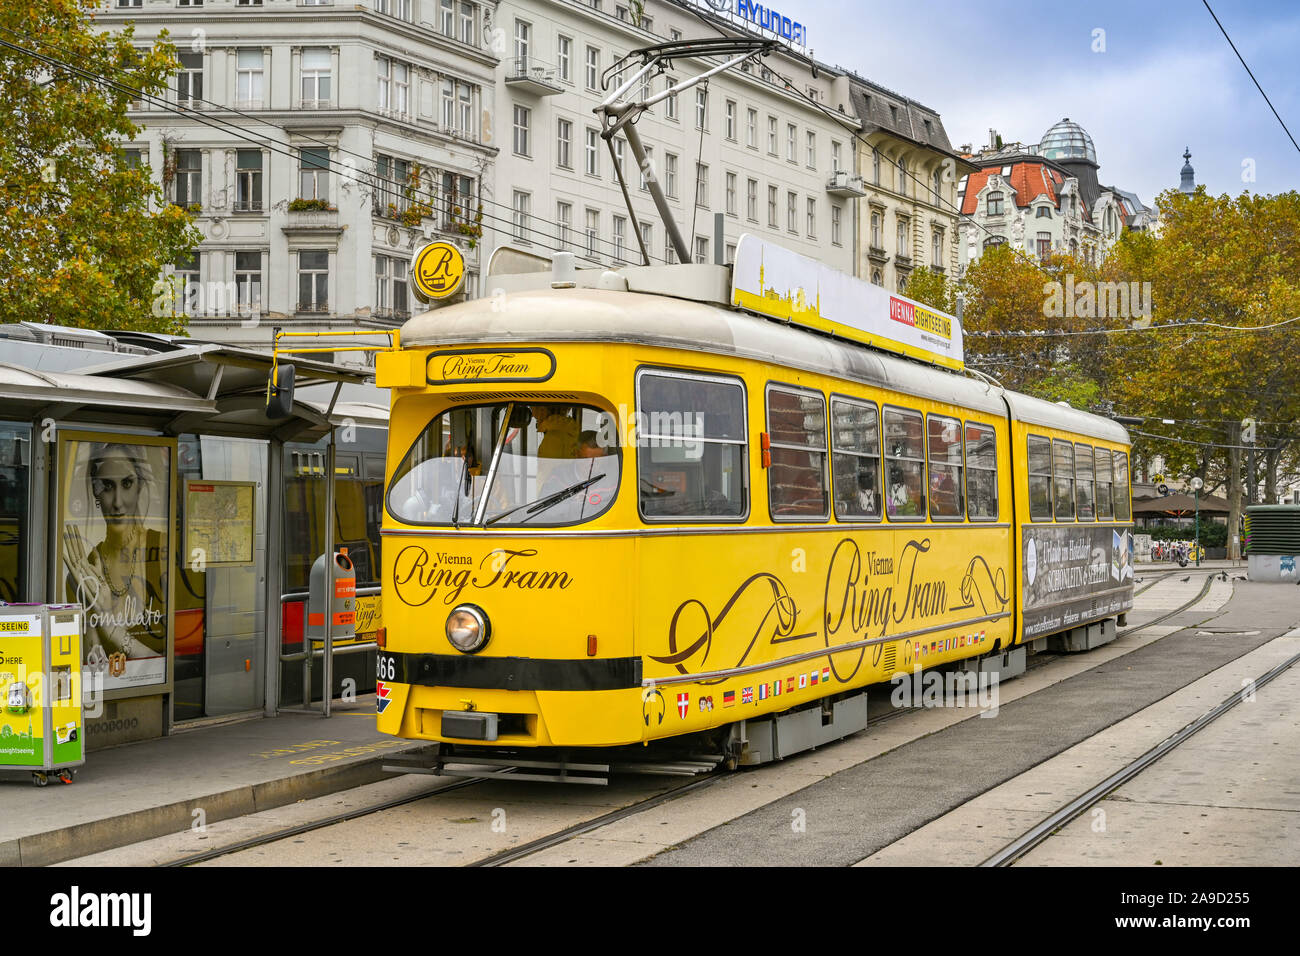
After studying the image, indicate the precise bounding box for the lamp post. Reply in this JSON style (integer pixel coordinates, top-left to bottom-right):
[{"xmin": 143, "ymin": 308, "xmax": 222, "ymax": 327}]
[{"xmin": 1191, "ymin": 476, "xmax": 1204, "ymax": 566}]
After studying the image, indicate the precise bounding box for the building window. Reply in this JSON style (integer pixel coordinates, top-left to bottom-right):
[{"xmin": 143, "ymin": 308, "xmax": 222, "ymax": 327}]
[
  {"xmin": 806, "ymin": 130, "xmax": 816, "ymax": 168},
  {"xmin": 377, "ymin": 57, "xmax": 410, "ymax": 116},
  {"xmin": 375, "ymin": 255, "xmax": 409, "ymax": 318},
  {"xmin": 897, "ymin": 157, "xmax": 907, "ymax": 196},
  {"xmin": 870, "ymin": 211, "xmax": 881, "ymax": 248},
  {"xmin": 786, "ymin": 123, "xmax": 797, "ymax": 162},
  {"xmin": 986, "ymin": 191, "xmax": 1004, "ymax": 216},
  {"xmin": 932, "ymin": 228, "xmax": 943, "ymax": 265},
  {"xmin": 513, "ymin": 104, "xmax": 531, "ymax": 157},
  {"xmin": 438, "ymin": 0, "xmax": 454, "ymax": 34},
  {"xmin": 664, "ymin": 231, "xmax": 676, "ymax": 264},
  {"xmin": 174, "ymin": 149, "xmax": 201, "ymax": 207},
  {"xmin": 584, "ymin": 208, "xmax": 599, "ymax": 258},
  {"xmin": 585, "ymin": 46, "xmax": 599, "ymax": 91},
  {"xmin": 695, "ymin": 88, "xmax": 708, "ymax": 130},
  {"xmin": 297, "ymin": 250, "xmax": 328, "ymax": 312},
  {"xmin": 872, "ymin": 148, "xmax": 880, "ymax": 184},
  {"xmin": 767, "ymin": 115, "xmax": 777, "ymax": 155},
  {"xmin": 932, "ymin": 168, "xmax": 942, "ymax": 204},
  {"xmin": 665, "ymin": 153, "xmax": 678, "ymax": 199},
  {"xmin": 556, "ymin": 118, "xmax": 572, "ymax": 169},
  {"xmin": 695, "ymin": 163, "xmax": 709, "ymax": 207},
  {"xmin": 831, "ymin": 205, "xmax": 841, "ymax": 245},
  {"xmin": 440, "ymin": 79, "xmax": 475, "ymax": 136},
  {"xmin": 234, "ymin": 251, "xmax": 262, "ymax": 314},
  {"xmin": 746, "ymin": 108, "xmax": 757, "ymax": 148},
  {"xmin": 585, "ymin": 127, "xmax": 599, "ymax": 176},
  {"xmin": 724, "ymin": 99, "xmax": 736, "ymax": 140},
  {"xmin": 235, "ymin": 49, "xmax": 264, "ymax": 108},
  {"xmin": 614, "ymin": 136, "xmax": 625, "ymax": 175},
  {"xmin": 1037, "ymin": 232, "xmax": 1052, "ymax": 260},
  {"xmin": 639, "ymin": 221, "xmax": 652, "ymax": 259},
  {"xmin": 694, "ymin": 235, "xmax": 709, "ymax": 264},
  {"xmin": 176, "ymin": 53, "xmax": 203, "ymax": 107},
  {"xmin": 806, "ymin": 197, "xmax": 816, "ymax": 237},
  {"xmin": 984, "ymin": 236, "xmax": 1006, "ymax": 250},
  {"xmin": 512, "ymin": 190, "xmax": 531, "ymax": 242},
  {"xmin": 666, "ymin": 77, "xmax": 678, "ymax": 120},
  {"xmin": 613, "ymin": 214, "xmax": 626, "ymax": 261},
  {"xmin": 746, "ymin": 178, "xmax": 757, "ymax": 221},
  {"xmin": 300, "ymin": 48, "xmax": 331, "ymax": 106},
  {"xmin": 514, "ymin": 20, "xmax": 531, "ymax": 68},
  {"xmin": 174, "ymin": 252, "xmax": 201, "ymax": 315},
  {"xmin": 639, "ymin": 145, "xmax": 653, "ymax": 190},
  {"xmin": 374, "ymin": 154, "xmax": 410, "ymax": 216},
  {"xmin": 557, "ymin": 35, "xmax": 571, "ymax": 82},
  {"xmin": 375, "ymin": 0, "xmax": 413, "ymax": 21},
  {"xmin": 234, "ymin": 150, "xmax": 263, "ymax": 212},
  {"xmin": 786, "ymin": 191, "xmax": 797, "ymax": 232},
  {"xmin": 897, "ymin": 218, "xmax": 909, "ymax": 257},
  {"xmin": 767, "ymin": 185, "xmax": 778, "ymax": 227},
  {"xmin": 871, "ymin": 270, "xmax": 882, "ymax": 286},
  {"xmin": 298, "ymin": 147, "xmax": 329, "ymax": 201},
  {"xmin": 557, "ymin": 201, "xmax": 572, "ymax": 248},
  {"xmin": 459, "ymin": 2, "xmax": 475, "ymax": 44},
  {"xmin": 442, "ymin": 172, "xmax": 474, "ymax": 227},
  {"xmin": 1037, "ymin": 205, "xmax": 1052, "ymax": 218},
  {"xmin": 725, "ymin": 171, "xmax": 736, "ymax": 216},
  {"xmin": 831, "ymin": 140, "xmax": 842, "ymax": 173}
]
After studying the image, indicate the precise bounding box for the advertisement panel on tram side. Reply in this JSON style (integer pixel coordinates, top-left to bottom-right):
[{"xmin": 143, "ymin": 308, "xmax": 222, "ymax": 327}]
[{"xmin": 1020, "ymin": 526, "xmax": 1135, "ymax": 639}]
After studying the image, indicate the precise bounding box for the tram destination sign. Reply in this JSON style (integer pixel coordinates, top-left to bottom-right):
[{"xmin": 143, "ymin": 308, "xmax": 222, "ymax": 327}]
[
  {"xmin": 730, "ymin": 235, "xmax": 964, "ymax": 370},
  {"xmin": 427, "ymin": 347, "xmax": 556, "ymax": 385}
]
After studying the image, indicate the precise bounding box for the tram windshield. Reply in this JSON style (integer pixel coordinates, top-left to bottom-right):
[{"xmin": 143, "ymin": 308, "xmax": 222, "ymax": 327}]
[{"xmin": 387, "ymin": 402, "xmax": 621, "ymax": 527}]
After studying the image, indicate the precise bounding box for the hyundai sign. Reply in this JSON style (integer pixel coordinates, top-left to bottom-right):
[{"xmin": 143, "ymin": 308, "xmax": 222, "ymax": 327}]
[{"xmin": 693, "ymin": 0, "xmax": 808, "ymax": 50}]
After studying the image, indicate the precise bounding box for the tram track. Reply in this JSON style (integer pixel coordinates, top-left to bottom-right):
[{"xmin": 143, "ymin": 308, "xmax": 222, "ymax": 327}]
[
  {"xmin": 980, "ymin": 646, "xmax": 1300, "ymax": 867},
  {"xmin": 155, "ymin": 570, "xmax": 1226, "ymax": 868}
]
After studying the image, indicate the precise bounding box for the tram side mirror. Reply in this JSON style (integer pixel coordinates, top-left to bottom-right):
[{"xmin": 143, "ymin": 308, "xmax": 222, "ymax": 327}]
[
  {"xmin": 267, "ymin": 363, "xmax": 295, "ymax": 420},
  {"xmin": 509, "ymin": 405, "xmax": 532, "ymax": 428}
]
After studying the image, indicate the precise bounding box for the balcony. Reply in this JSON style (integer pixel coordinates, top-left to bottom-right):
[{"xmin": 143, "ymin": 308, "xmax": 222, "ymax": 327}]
[
  {"xmin": 504, "ymin": 57, "xmax": 564, "ymax": 96},
  {"xmin": 282, "ymin": 200, "xmax": 342, "ymax": 237},
  {"xmin": 826, "ymin": 170, "xmax": 866, "ymax": 198},
  {"xmin": 867, "ymin": 245, "xmax": 889, "ymax": 264}
]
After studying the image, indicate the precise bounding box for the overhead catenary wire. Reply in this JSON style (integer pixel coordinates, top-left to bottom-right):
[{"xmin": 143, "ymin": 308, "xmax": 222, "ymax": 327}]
[{"xmin": 1202, "ymin": 0, "xmax": 1300, "ymax": 157}]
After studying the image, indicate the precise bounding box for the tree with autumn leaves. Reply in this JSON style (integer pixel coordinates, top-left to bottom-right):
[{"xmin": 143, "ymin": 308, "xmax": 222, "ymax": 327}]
[
  {"xmin": 0, "ymin": 0, "xmax": 198, "ymax": 331},
  {"xmin": 910, "ymin": 188, "xmax": 1300, "ymax": 558}
]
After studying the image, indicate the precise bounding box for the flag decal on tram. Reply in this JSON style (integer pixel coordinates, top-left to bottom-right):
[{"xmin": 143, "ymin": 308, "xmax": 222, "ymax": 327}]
[
  {"xmin": 677, "ymin": 693, "xmax": 690, "ymax": 719},
  {"xmin": 376, "ymin": 681, "xmax": 392, "ymax": 714}
]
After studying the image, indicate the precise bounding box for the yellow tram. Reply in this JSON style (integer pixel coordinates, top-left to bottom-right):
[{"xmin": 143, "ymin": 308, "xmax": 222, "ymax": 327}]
[{"xmin": 372, "ymin": 236, "xmax": 1133, "ymax": 770}]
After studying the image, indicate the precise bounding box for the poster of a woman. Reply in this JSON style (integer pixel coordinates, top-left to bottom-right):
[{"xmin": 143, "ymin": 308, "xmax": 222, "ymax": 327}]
[{"xmin": 59, "ymin": 436, "xmax": 173, "ymax": 693}]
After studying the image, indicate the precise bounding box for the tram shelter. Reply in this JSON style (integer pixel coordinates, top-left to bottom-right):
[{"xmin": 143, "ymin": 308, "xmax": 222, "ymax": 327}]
[{"xmin": 0, "ymin": 338, "xmax": 384, "ymax": 748}]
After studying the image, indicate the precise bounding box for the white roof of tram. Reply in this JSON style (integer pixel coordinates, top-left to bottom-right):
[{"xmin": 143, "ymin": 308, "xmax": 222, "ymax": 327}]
[{"xmin": 401, "ymin": 274, "xmax": 1129, "ymax": 446}]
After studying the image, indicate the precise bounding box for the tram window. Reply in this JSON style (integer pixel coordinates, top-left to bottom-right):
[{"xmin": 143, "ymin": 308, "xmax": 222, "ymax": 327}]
[
  {"xmin": 637, "ymin": 370, "xmax": 747, "ymax": 520},
  {"xmin": 1075, "ymin": 444, "xmax": 1095, "ymax": 520},
  {"xmin": 387, "ymin": 402, "xmax": 621, "ymax": 527},
  {"xmin": 1053, "ymin": 439, "xmax": 1075, "ymax": 520},
  {"xmin": 927, "ymin": 414, "xmax": 964, "ymax": 520},
  {"xmin": 767, "ymin": 385, "xmax": 829, "ymax": 520},
  {"xmin": 964, "ymin": 422, "xmax": 998, "ymax": 520},
  {"xmin": 1027, "ymin": 435, "xmax": 1052, "ymax": 521},
  {"xmin": 830, "ymin": 397, "xmax": 881, "ymax": 521},
  {"xmin": 883, "ymin": 407, "xmax": 925, "ymax": 520},
  {"xmin": 1095, "ymin": 448, "xmax": 1114, "ymax": 519},
  {"xmin": 1114, "ymin": 451, "xmax": 1131, "ymax": 521}
]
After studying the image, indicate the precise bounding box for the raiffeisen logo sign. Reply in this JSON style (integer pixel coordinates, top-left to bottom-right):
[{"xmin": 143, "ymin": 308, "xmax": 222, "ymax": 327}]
[{"xmin": 693, "ymin": 0, "xmax": 809, "ymax": 50}]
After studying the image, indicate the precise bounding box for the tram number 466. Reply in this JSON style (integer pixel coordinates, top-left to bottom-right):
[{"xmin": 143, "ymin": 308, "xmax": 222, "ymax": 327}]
[{"xmin": 377, "ymin": 654, "xmax": 398, "ymax": 681}]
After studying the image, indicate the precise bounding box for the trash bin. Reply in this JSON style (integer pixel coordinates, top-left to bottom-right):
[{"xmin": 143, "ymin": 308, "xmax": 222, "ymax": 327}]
[{"xmin": 0, "ymin": 604, "xmax": 85, "ymax": 786}]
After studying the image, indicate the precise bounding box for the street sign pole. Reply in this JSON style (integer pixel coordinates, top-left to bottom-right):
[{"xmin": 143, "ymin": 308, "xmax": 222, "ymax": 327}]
[{"xmin": 1191, "ymin": 476, "xmax": 1204, "ymax": 567}]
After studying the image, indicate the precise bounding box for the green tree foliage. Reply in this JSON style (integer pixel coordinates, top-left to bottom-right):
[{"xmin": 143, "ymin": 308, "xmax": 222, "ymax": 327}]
[{"xmin": 0, "ymin": 0, "xmax": 199, "ymax": 331}]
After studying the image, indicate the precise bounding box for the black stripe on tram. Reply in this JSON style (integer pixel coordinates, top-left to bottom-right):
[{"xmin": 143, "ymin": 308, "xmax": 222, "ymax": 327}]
[{"xmin": 389, "ymin": 652, "xmax": 643, "ymax": 691}]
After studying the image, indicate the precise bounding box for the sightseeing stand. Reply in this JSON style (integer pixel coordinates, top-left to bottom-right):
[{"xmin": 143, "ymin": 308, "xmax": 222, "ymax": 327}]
[{"xmin": 0, "ymin": 604, "xmax": 85, "ymax": 786}]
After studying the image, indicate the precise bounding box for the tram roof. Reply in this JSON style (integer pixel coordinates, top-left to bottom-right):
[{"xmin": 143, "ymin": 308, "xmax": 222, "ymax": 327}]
[{"xmin": 401, "ymin": 282, "xmax": 1129, "ymax": 445}]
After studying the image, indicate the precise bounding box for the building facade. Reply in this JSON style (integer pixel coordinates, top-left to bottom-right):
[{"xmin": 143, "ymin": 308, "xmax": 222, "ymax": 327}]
[
  {"xmin": 486, "ymin": 0, "xmax": 859, "ymax": 276},
  {"xmin": 847, "ymin": 79, "xmax": 973, "ymax": 291},
  {"xmin": 99, "ymin": 0, "xmax": 498, "ymax": 349},
  {"xmin": 957, "ymin": 119, "xmax": 1154, "ymax": 270}
]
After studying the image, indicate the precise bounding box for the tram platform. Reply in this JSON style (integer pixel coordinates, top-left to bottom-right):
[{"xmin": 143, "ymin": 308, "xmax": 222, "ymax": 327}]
[{"xmin": 0, "ymin": 697, "xmax": 428, "ymax": 866}]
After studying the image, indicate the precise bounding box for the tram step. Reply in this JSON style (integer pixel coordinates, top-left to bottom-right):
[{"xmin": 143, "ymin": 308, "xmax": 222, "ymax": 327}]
[
  {"xmin": 956, "ymin": 645, "xmax": 1026, "ymax": 681},
  {"xmin": 737, "ymin": 692, "xmax": 869, "ymax": 766},
  {"xmin": 1047, "ymin": 618, "xmax": 1118, "ymax": 653}
]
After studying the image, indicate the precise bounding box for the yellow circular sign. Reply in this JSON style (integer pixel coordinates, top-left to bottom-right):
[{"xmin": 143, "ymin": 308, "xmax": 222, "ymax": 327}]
[{"xmin": 410, "ymin": 241, "xmax": 466, "ymax": 302}]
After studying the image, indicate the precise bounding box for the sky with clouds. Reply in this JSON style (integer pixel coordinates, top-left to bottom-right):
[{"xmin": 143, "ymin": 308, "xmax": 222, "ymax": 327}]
[{"xmin": 787, "ymin": 0, "xmax": 1299, "ymax": 205}]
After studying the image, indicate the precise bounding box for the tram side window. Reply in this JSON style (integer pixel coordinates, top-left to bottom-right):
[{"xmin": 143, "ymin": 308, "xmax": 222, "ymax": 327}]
[
  {"xmin": 883, "ymin": 407, "xmax": 925, "ymax": 519},
  {"xmin": 1027, "ymin": 435, "xmax": 1052, "ymax": 520},
  {"xmin": 1075, "ymin": 444, "xmax": 1095, "ymax": 520},
  {"xmin": 1114, "ymin": 451, "xmax": 1131, "ymax": 521},
  {"xmin": 1053, "ymin": 439, "xmax": 1075, "ymax": 520},
  {"xmin": 965, "ymin": 422, "xmax": 998, "ymax": 520},
  {"xmin": 830, "ymin": 397, "xmax": 881, "ymax": 521},
  {"xmin": 1095, "ymin": 448, "xmax": 1114, "ymax": 520},
  {"xmin": 767, "ymin": 385, "xmax": 828, "ymax": 520},
  {"xmin": 927, "ymin": 414, "xmax": 964, "ymax": 519},
  {"xmin": 637, "ymin": 371, "xmax": 747, "ymax": 519}
]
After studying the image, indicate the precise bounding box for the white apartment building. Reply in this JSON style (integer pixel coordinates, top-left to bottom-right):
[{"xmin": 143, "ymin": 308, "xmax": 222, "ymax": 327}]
[
  {"xmin": 99, "ymin": 0, "xmax": 497, "ymax": 349},
  {"xmin": 848, "ymin": 80, "xmax": 974, "ymax": 292},
  {"xmin": 487, "ymin": 0, "xmax": 860, "ymax": 275}
]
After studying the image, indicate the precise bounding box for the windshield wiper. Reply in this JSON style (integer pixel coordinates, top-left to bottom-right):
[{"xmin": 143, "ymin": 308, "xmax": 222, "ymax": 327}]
[
  {"xmin": 450, "ymin": 456, "xmax": 471, "ymax": 529},
  {"xmin": 484, "ymin": 473, "xmax": 606, "ymax": 527}
]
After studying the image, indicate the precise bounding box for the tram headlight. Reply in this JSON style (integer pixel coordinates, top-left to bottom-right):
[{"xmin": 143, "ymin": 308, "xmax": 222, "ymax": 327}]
[{"xmin": 446, "ymin": 605, "xmax": 490, "ymax": 653}]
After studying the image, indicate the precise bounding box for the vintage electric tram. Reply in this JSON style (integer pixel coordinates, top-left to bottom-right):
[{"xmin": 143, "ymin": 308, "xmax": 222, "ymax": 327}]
[{"xmin": 370, "ymin": 235, "xmax": 1134, "ymax": 773}]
